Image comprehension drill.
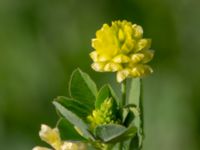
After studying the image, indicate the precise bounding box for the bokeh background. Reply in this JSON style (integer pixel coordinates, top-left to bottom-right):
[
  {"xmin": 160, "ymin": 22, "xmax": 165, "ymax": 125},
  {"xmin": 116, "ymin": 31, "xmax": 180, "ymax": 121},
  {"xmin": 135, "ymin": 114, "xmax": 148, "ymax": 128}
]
[{"xmin": 0, "ymin": 0, "xmax": 200, "ymax": 149}]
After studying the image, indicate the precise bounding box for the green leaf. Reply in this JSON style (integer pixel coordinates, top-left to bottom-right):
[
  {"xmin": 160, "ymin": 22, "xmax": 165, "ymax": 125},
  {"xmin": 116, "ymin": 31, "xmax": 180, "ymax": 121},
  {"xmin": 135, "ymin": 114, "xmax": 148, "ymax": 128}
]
[
  {"xmin": 127, "ymin": 78, "xmax": 140, "ymax": 107},
  {"xmin": 95, "ymin": 84, "xmax": 110, "ymax": 109},
  {"xmin": 57, "ymin": 118, "xmax": 86, "ymax": 141},
  {"xmin": 69, "ymin": 68, "xmax": 97, "ymax": 109},
  {"xmin": 95, "ymin": 124, "xmax": 137, "ymax": 143},
  {"xmin": 53, "ymin": 101, "xmax": 95, "ymax": 140},
  {"xmin": 55, "ymin": 96, "xmax": 91, "ymax": 119},
  {"xmin": 95, "ymin": 84, "xmax": 119, "ymax": 110}
]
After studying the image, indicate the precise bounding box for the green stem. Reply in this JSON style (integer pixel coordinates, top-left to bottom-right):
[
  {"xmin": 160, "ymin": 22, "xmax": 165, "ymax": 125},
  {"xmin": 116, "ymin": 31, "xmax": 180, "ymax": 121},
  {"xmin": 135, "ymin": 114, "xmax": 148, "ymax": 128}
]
[
  {"xmin": 119, "ymin": 80, "xmax": 127, "ymax": 150},
  {"xmin": 119, "ymin": 142, "xmax": 123, "ymax": 150},
  {"xmin": 139, "ymin": 79, "xmax": 144, "ymax": 150},
  {"xmin": 121, "ymin": 79, "xmax": 127, "ymax": 106}
]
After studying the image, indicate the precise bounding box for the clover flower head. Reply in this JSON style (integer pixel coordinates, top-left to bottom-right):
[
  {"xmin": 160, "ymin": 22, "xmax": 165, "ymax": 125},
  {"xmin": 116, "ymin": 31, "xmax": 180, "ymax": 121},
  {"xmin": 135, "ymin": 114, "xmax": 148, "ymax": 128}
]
[{"xmin": 90, "ymin": 20, "xmax": 154, "ymax": 82}]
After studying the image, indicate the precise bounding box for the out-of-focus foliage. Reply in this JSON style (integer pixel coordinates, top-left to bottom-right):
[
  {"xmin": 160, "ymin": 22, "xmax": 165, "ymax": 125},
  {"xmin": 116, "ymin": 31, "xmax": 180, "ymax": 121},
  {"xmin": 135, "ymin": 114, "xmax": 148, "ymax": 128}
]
[{"xmin": 0, "ymin": 0, "xmax": 199, "ymax": 150}]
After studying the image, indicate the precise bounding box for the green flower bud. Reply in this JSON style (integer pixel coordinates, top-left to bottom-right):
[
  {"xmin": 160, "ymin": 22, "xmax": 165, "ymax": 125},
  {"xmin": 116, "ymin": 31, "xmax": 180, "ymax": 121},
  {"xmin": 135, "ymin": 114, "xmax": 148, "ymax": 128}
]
[{"xmin": 87, "ymin": 98, "xmax": 118, "ymax": 130}]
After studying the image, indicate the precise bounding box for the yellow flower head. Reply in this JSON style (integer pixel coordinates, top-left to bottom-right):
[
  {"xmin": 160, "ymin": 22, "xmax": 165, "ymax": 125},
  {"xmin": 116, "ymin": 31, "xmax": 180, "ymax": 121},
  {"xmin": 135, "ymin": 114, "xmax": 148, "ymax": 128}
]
[{"xmin": 90, "ymin": 20, "xmax": 154, "ymax": 82}]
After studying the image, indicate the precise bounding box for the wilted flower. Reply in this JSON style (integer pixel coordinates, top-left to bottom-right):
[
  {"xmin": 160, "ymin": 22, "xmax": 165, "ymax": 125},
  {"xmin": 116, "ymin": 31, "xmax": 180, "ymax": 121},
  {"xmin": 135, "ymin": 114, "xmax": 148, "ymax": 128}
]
[
  {"xmin": 39, "ymin": 124, "xmax": 62, "ymax": 150},
  {"xmin": 32, "ymin": 124, "xmax": 86, "ymax": 150},
  {"xmin": 90, "ymin": 20, "xmax": 154, "ymax": 82}
]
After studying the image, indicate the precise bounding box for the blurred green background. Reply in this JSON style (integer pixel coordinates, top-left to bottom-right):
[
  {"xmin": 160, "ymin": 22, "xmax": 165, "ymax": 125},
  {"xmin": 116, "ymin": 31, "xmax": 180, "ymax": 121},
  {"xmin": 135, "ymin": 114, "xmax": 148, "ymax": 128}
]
[{"xmin": 0, "ymin": 0, "xmax": 200, "ymax": 149}]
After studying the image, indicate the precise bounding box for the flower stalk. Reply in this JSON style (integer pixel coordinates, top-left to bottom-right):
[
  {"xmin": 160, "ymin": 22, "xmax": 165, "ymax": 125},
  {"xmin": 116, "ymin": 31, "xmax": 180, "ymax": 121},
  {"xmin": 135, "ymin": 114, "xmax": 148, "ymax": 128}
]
[
  {"xmin": 119, "ymin": 79, "xmax": 127, "ymax": 150},
  {"xmin": 139, "ymin": 79, "xmax": 144, "ymax": 150},
  {"xmin": 121, "ymin": 79, "xmax": 127, "ymax": 106}
]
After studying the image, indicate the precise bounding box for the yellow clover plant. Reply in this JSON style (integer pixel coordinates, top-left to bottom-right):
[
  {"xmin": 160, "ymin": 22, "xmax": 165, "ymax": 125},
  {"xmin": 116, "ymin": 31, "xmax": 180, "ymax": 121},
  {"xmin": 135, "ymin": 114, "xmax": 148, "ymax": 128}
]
[{"xmin": 34, "ymin": 20, "xmax": 154, "ymax": 150}]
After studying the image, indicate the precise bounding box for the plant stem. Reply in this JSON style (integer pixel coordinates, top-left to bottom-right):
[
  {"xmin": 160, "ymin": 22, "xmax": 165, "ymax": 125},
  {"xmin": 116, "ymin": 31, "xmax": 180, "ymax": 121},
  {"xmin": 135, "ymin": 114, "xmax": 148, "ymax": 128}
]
[
  {"xmin": 121, "ymin": 79, "xmax": 127, "ymax": 106},
  {"xmin": 139, "ymin": 79, "xmax": 144, "ymax": 150},
  {"xmin": 118, "ymin": 80, "xmax": 127, "ymax": 150},
  {"xmin": 119, "ymin": 142, "xmax": 123, "ymax": 150}
]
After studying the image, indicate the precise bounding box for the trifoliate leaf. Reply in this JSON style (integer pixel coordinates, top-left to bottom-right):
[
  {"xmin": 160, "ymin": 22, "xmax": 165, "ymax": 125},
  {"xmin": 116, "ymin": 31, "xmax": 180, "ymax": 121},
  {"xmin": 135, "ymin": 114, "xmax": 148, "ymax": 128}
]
[{"xmin": 69, "ymin": 68, "xmax": 97, "ymax": 109}]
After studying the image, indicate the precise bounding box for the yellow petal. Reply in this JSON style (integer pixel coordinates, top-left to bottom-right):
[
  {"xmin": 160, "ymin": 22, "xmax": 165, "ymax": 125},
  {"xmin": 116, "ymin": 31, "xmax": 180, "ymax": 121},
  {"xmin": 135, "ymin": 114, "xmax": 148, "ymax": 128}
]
[
  {"xmin": 121, "ymin": 39, "xmax": 135, "ymax": 53},
  {"xmin": 89, "ymin": 51, "xmax": 98, "ymax": 62},
  {"xmin": 91, "ymin": 39, "xmax": 101, "ymax": 49},
  {"xmin": 61, "ymin": 142, "xmax": 79, "ymax": 150},
  {"xmin": 117, "ymin": 68, "xmax": 131, "ymax": 82},
  {"xmin": 104, "ymin": 62, "xmax": 122, "ymax": 72},
  {"xmin": 142, "ymin": 50, "xmax": 154, "ymax": 63},
  {"xmin": 112, "ymin": 54, "xmax": 130, "ymax": 63},
  {"xmin": 118, "ymin": 29, "xmax": 125, "ymax": 42},
  {"xmin": 91, "ymin": 62, "xmax": 105, "ymax": 72},
  {"xmin": 130, "ymin": 53, "xmax": 145, "ymax": 64},
  {"xmin": 98, "ymin": 54, "xmax": 111, "ymax": 62},
  {"xmin": 39, "ymin": 124, "xmax": 62, "ymax": 150},
  {"xmin": 132, "ymin": 24, "xmax": 143, "ymax": 38},
  {"xmin": 131, "ymin": 65, "xmax": 153, "ymax": 77},
  {"xmin": 124, "ymin": 23, "xmax": 133, "ymax": 36},
  {"xmin": 135, "ymin": 39, "xmax": 151, "ymax": 52}
]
